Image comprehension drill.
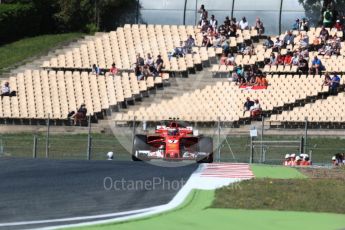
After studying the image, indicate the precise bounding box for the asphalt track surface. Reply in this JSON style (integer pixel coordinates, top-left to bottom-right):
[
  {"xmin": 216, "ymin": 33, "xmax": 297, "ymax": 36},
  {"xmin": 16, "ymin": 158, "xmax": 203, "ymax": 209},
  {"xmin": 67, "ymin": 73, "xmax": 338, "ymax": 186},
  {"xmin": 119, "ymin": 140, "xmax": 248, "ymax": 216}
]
[{"xmin": 0, "ymin": 158, "xmax": 198, "ymax": 229}]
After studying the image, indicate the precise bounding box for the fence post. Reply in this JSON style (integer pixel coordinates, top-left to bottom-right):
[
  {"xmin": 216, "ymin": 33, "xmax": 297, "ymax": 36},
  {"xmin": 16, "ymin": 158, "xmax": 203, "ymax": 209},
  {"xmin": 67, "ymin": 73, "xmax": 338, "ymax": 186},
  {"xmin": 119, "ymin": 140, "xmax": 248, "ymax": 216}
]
[
  {"xmin": 217, "ymin": 117, "xmax": 221, "ymax": 162},
  {"xmin": 300, "ymin": 136, "xmax": 304, "ymax": 153},
  {"xmin": 261, "ymin": 116, "xmax": 264, "ymax": 163},
  {"xmin": 33, "ymin": 135, "xmax": 37, "ymax": 159},
  {"xmin": 304, "ymin": 117, "xmax": 308, "ymax": 154},
  {"xmin": 45, "ymin": 113, "xmax": 50, "ymax": 158},
  {"xmin": 132, "ymin": 116, "xmax": 137, "ymax": 149},
  {"xmin": 87, "ymin": 115, "xmax": 92, "ymax": 160},
  {"xmin": 250, "ymin": 136, "xmax": 254, "ymax": 164}
]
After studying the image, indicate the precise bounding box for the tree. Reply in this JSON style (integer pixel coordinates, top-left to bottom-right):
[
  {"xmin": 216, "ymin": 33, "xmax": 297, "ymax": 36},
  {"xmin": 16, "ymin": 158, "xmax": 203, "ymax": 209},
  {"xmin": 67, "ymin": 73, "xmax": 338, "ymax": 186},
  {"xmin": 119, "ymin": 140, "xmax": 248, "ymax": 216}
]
[{"xmin": 298, "ymin": 0, "xmax": 345, "ymax": 25}]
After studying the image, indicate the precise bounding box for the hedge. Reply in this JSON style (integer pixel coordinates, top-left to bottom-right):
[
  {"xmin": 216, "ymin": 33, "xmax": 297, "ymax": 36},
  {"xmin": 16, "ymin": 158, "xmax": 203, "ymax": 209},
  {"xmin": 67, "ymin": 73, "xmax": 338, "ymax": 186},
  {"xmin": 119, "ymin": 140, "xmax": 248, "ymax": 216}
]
[{"xmin": 0, "ymin": 3, "xmax": 41, "ymax": 44}]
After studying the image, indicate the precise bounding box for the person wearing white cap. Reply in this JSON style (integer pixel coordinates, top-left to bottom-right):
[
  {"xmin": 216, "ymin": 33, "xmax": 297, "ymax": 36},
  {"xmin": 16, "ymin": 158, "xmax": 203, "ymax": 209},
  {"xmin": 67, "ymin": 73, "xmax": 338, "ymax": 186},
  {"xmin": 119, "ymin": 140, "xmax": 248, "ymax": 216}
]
[
  {"xmin": 283, "ymin": 154, "xmax": 290, "ymax": 166},
  {"xmin": 300, "ymin": 154, "xmax": 311, "ymax": 166},
  {"xmin": 332, "ymin": 156, "xmax": 338, "ymax": 166},
  {"xmin": 288, "ymin": 153, "xmax": 296, "ymax": 166},
  {"xmin": 295, "ymin": 156, "xmax": 302, "ymax": 166},
  {"xmin": 107, "ymin": 151, "xmax": 114, "ymax": 160},
  {"xmin": 334, "ymin": 19, "xmax": 343, "ymax": 31}
]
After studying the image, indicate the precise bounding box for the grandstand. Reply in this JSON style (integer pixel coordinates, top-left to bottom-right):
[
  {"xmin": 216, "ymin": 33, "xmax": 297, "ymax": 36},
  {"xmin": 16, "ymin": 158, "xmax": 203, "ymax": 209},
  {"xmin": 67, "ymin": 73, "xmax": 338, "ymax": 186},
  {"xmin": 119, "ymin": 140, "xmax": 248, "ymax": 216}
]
[{"xmin": 0, "ymin": 22, "xmax": 344, "ymax": 129}]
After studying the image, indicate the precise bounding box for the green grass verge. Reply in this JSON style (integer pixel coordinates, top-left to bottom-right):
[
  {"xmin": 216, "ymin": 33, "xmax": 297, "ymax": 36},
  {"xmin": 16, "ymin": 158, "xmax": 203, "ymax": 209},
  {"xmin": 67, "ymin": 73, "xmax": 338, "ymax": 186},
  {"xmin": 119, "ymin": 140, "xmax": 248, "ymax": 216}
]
[
  {"xmin": 251, "ymin": 164, "xmax": 307, "ymax": 179},
  {"xmin": 213, "ymin": 178, "xmax": 345, "ymax": 214},
  {"xmin": 0, "ymin": 33, "xmax": 84, "ymax": 72},
  {"xmin": 68, "ymin": 189, "xmax": 345, "ymax": 230},
  {"xmin": 0, "ymin": 133, "xmax": 131, "ymax": 160}
]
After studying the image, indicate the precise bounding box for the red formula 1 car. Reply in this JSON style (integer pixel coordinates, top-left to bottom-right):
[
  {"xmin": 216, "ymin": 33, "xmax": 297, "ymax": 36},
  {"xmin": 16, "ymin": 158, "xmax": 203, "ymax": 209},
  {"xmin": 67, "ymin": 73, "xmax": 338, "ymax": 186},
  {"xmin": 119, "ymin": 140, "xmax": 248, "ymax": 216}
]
[{"xmin": 132, "ymin": 121, "xmax": 213, "ymax": 163}]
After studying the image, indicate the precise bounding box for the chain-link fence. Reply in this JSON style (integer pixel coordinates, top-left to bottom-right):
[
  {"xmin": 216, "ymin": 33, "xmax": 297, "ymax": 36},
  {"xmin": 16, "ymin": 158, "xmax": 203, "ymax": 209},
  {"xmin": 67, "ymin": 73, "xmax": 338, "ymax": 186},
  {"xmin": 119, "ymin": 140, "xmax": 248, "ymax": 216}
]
[{"xmin": 0, "ymin": 118, "xmax": 344, "ymax": 165}]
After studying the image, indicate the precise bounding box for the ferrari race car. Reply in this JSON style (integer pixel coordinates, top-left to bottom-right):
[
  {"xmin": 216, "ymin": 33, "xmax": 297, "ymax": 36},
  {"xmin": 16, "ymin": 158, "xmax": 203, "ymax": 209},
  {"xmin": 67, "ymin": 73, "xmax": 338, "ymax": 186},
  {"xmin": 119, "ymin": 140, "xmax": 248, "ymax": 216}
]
[{"xmin": 132, "ymin": 121, "xmax": 213, "ymax": 163}]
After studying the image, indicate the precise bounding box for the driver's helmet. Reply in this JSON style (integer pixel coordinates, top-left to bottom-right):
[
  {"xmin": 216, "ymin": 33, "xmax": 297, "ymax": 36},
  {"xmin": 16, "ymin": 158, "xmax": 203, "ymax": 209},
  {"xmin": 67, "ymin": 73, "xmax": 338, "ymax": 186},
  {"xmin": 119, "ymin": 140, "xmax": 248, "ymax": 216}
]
[{"xmin": 168, "ymin": 128, "xmax": 179, "ymax": 136}]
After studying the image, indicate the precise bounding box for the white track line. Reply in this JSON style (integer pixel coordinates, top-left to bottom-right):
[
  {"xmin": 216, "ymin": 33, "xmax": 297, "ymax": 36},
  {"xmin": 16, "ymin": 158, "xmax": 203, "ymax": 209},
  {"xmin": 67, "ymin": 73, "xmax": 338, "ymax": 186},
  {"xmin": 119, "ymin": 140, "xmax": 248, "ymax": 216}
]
[{"xmin": 2, "ymin": 163, "xmax": 253, "ymax": 230}]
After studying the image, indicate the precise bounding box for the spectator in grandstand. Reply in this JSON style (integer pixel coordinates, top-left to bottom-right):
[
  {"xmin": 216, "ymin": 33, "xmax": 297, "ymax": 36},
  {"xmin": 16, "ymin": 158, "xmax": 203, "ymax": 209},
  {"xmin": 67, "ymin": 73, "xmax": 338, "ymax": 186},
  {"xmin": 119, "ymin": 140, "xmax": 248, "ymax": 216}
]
[
  {"xmin": 292, "ymin": 19, "xmax": 300, "ymax": 30},
  {"xmin": 226, "ymin": 52, "xmax": 235, "ymax": 65},
  {"xmin": 300, "ymin": 47, "xmax": 309, "ymax": 61},
  {"xmin": 323, "ymin": 7, "xmax": 333, "ymax": 27},
  {"xmin": 201, "ymin": 19, "xmax": 210, "ymax": 33},
  {"xmin": 212, "ymin": 34, "xmax": 223, "ymax": 48},
  {"xmin": 309, "ymin": 56, "xmax": 324, "ymax": 74},
  {"xmin": 109, "ymin": 63, "xmax": 118, "ymax": 76},
  {"xmin": 228, "ymin": 23, "xmax": 237, "ymax": 37},
  {"xmin": 273, "ymin": 37, "xmax": 283, "ymax": 51},
  {"xmin": 334, "ymin": 19, "xmax": 343, "ymax": 31},
  {"xmin": 73, "ymin": 103, "xmax": 87, "ymax": 126},
  {"xmin": 257, "ymin": 74, "xmax": 269, "ymax": 87},
  {"xmin": 221, "ymin": 39, "xmax": 230, "ymax": 54},
  {"xmin": 330, "ymin": 73, "xmax": 341, "ymax": 95},
  {"xmin": 254, "ymin": 17, "xmax": 265, "ymax": 36},
  {"xmin": 185, "ymin": 35, "xmax": 195, "ymax": 52},
  {"xmin": 209, "ymin": 15, "xmax": 218, "ymax": 30},
  {"xmin": 145, "ymin": 53, "xmax": 154, "ymax": 67},
  {"xmin": 297, "ymin": 56, "xmax": 309, "ymax": 73},
  {"xmin": 155, "ymin": 55, "xmax": 164, "ymax": 73},
  {"xmin": 136, "ymin": 54, "xmax": 145, "ymax": 68},
  {"xmin": 318, "ymin": 39, "xmax": 335, "ymax": 57},
  {"xmin": 249, "ymin": 99, "xmax": 262, "ymax": 119},
  {"xmin": 276, "ymin": 51, "xmax": 285, "ymax": 65},
  {"xmin": 299, "ymin": 33, "xmax": 309, "ymax": 48},
  {"xmin": 1, "ymin": 82, "xmax": 16, "ymax": 97},
  {"xmin": 198, "ymin": 4, "xmax": 208, "ymax": 25},
  {"xmin": 239, "ymin": 17, "xmax": 249, "ymax": 30},
  {"xmin": 243, "ymin": 97, "xmax": 254, "ymax": 115},
  {"xmin": 264, "ymin": 36, "xmax": 274, "ymax": 48},
  {"xmin": 319, "ymin": 26, "xmax": 330, "ymax": 43},
  {"xmin": 169, "ymin": 41, "xmax": 187, "ymax": 59},
  {"xmin": 206, "ymin": 26, "xmax": 217, "ymax": 38},
  {"xmin": 134, "ymin": 65, "xmax": 144, "ymax": 80},
  {"xmin": 238, "ymin": 43, "xmax": 253, "ymax": 55},
  {"xmin": 142, "ymin": 65, "xmax": 152, "ymax": 80},
  {"xmin": 299, "ymin": 18, "xmax": 309, "ymax": 32},
  {"xmin": 92, "ymin": 64, "xmax": 101, "ymax": 76},
  {"xmin": 283, "ymin": 30, "xmax": 295, "ymax": 46},
  {"xmin": 202, "ymin": 34, "xmax": 212, "ymax": 47},
  {"xmin": 290, "ymin": 52, "xmax": 300, "ymax": 66},
  {"xmin": 283, "ymin": 51, "xmax": 292, "ymax": 65},
  {"xmin": 268, "ymin": 52, "xmax": 277, "ymax": 65},
  {"xmin": 332, "ymin": 37, "xmax": 342, "ymax": 55},
  {"xmin": 219, "ymin": 53, "xmax": 227, "ymax": 65},
  {"xmin": 312, "ymin": 36, "xmax": 321, "ymax": 50},
  {"xmin": 231, "ymin": 64, "xmax": 244, "ymax": 83},
  {"xmin": 321, "ymin": 72, "xmax": 332, "ymax": 90}
]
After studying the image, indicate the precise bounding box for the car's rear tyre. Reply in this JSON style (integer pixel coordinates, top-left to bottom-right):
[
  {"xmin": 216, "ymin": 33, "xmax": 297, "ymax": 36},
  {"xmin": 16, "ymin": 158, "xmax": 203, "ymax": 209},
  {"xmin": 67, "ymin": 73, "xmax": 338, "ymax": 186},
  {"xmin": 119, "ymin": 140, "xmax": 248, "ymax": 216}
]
[
  {"xmin": 197, "ymin": 137, "xmax": 213, "ymax": 163},
  {"xmin": 132, "ymin": 134, "xmax": 149, "ymax": 161}
]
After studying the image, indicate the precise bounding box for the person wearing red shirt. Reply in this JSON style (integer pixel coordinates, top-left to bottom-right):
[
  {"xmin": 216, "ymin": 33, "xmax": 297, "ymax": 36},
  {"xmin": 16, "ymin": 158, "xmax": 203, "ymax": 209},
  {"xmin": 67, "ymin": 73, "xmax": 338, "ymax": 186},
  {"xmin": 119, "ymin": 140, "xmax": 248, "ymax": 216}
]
[
  {"xmin": 284, "ymin": 54, "xmax": 292, "ymax": 65},
  {"xmin": 276, "ymin": 52, "xmax": 285, "ymax": 65},
  {"xmin": 334, "ymin": 20, "xmax": 343, "ymax": 31},
  {"xmin": 109, "ymin": 63, "xmax": 118, "ymax": 76}
]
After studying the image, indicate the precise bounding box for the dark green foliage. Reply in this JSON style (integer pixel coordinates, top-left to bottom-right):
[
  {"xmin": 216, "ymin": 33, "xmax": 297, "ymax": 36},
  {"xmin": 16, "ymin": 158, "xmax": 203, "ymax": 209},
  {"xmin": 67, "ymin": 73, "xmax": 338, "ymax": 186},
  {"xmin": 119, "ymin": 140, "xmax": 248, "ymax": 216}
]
[
  {"xmin": 0, "ymin": 0, "xmax": 138, "ymax": 44},
  {"xmin": 0, "ymin": 3, "xmax": 41, "ymax": 44}
]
